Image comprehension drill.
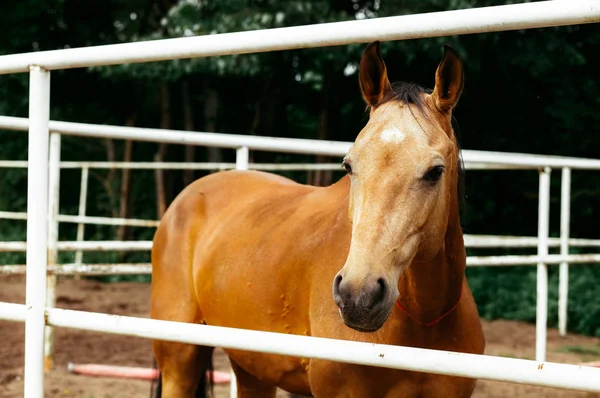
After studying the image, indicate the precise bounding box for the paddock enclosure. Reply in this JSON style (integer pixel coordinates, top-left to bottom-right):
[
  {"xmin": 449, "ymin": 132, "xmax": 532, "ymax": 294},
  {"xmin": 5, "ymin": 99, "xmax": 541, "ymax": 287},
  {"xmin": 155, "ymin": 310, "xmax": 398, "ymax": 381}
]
[{"xmin": 1, "ymin": 1, "xmax": 600, "ymax": 397}]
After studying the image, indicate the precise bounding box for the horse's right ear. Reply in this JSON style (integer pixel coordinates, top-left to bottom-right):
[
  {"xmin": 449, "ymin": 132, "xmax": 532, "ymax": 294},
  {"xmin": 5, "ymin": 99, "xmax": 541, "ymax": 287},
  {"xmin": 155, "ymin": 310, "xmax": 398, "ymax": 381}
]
[
  {"xmin": 359, "ymin": 41, "xmax": 392, "ymax": 107},
  {"xmin": 431, "ymin": 45, "xmax": 464, "ymax": 113}
]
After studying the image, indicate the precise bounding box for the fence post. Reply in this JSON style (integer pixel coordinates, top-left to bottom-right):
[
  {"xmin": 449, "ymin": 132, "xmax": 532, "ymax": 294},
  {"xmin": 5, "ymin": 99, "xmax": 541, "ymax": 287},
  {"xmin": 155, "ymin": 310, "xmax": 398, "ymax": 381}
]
[
  {"xmin": 228, "ymin": 146, "xmax": 249, "ymax": 398},
  {"xmin": 236, "ymin": 146, "xmax": 249, "ymax": 171},
  {"xmin": 536, "ymin": 167, "xmax": 551, "ymax": 362},
  {"xmin": 24, "ymin": 65, "xmax": 51, "ymax": 398},
  {"xmin": 558, "ymin": 167, "xmax": 571, "ymax": 337},
  {"xmin": 44, "ymin": 132, "xmax": 61, "ymax": 372},
  {"xmin": 74, "ymin": 165, "xmax": 89, "ymax": 268}
]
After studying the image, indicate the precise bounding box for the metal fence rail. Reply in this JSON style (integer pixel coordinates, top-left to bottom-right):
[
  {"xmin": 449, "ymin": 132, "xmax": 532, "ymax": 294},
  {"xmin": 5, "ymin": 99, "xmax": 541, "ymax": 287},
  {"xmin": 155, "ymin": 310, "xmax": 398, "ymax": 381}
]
[
  {"xmin": 3, "ymin": 115, "xmax": 600, "ymax": 168},
  {"xmin": 2, "ymin": 236, "xmax": 600, "ymax": 253},
  {"xmin": 0, "ymin": 0, "xmax": 598, "ymax": 74},
  {"xmin": 2, "ymin": 301, "xmax": 600, "ymax": 393}
]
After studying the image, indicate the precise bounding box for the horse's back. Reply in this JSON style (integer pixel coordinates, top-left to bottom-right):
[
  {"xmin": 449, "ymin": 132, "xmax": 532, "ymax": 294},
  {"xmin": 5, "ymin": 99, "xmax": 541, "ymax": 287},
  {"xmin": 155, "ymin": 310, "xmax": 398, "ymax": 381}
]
[{"xmin": 152, "ymin": 169, "xmax": 321, "ymax": 294}]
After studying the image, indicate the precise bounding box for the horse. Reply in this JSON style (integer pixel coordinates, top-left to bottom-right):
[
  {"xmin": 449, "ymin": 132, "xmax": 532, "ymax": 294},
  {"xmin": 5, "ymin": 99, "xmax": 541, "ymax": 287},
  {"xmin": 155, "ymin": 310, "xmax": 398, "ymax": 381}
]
[{"xmin": 150, "ymin": 40, "xmax": 485, "ymax": 398}]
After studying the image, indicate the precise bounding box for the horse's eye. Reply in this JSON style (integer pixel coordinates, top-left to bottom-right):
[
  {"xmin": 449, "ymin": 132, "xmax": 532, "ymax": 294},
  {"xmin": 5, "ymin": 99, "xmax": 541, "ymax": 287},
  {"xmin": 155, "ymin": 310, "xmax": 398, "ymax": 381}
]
[
  {"xmin": 342, "ymin": 160, "xmax": 353, "ymax": 175},
  {"xmin": 423, "ymin": 166, "xmax": 444, "ymax": 182}
]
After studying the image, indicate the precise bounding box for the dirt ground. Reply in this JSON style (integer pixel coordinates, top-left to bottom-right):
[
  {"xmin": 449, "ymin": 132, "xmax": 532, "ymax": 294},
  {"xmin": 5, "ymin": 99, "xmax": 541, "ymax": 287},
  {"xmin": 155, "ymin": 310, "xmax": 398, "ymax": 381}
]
[{"xmin": 1, "ymin": 275, "xmax": 600, "ymax": 398}]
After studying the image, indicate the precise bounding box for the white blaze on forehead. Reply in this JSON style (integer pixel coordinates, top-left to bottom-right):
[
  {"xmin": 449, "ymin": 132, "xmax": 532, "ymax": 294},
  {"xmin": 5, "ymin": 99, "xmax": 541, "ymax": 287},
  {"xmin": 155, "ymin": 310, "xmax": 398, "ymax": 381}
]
[{"xmin": 379, "ymin": 127, "xmax": 406, "ymax": 143}]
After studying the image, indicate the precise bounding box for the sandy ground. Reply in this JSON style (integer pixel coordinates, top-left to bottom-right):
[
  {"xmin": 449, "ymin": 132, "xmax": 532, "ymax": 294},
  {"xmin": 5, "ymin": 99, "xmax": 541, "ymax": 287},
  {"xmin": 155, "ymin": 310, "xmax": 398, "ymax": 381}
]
[{"xmin": 1, "ymin": 275, "xmax": 600, "ymax": 398}]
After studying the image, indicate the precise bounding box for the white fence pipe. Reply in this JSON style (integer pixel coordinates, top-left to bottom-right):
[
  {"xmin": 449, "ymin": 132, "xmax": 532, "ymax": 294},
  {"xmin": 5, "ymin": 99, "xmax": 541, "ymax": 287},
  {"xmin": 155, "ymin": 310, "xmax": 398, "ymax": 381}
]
[
  {"xmin": 0, "ymin": 1, "xmax": 599, "ymax": 74},
  {"xmin": 4, "ymin": 254, "xmax": 600, "ymax": 277},
  {"xmin": 3, "ymin": 235, "xmax": 600, "ymax": 253},
  {"xmin": 44, "ymin": 132, "xmax": 61, "ymax": 372},
  {"xmin": 462, "ymin": 162, "xmax": 540, "ymax": 170},
  {"xmin": 464, "ymin": 235, "xmax": 600, "ymax": 248},
  {"xmin": 230, "ymin": 360, "xmax": 238, "ymax": 397},
  {"xmin": 231, "ymin": 145, "xmax": 249, "ymax": 397},
  {"xmin": 4, "ymin": 116, "xmax": 600, "ymax": 169},
  {"xmin": 559, "ymin": 167, "xmax": 572, "ymax": 337},
  {"xmin": 0, "ymin": 264, "xmax": 151, "ymax": 276},
  {"xmin": 0, "ymin": 302, "xmax": 27, "ymax": 322},
  {"xmin": 467, "ymin": 254, "xmax": 600, "ymax": 267},
  {"xmin": 236, "ymin": 146, "xmax": 249, "ymax": 170},
  {"xmin": 3, "ymin": 151, "xmax": 600, "ymax": 173},
  {"xmin": 2, "ymin": 304, "xmax": 600, "ymax": 393},
  {"xmin": 0, "ymin": 210, "xmax": 159, "ymax": 227},
  {"xmin": 3, "ymin": 254, "xmax": 600, "ymax": 276},
  {"xmin": 0, "ymin": 160, "xmax": 346, "ymax": 171},
  {"xmin": 0, "ymin": 210, "xmax": 26, "ymax": 220},
  {"xmin": 58, "ymin": 214, "xmax": 159, "ymax": 227},
  {"xmin": 462, "ymin": 151, "xmax": 600, "ymax": 171},
  {"xmin": 0, "ymin": 116, "xmax": 351, "ymax": 156},
  {"xmin": 0, "ymin": 240, "xmax": 152, "ymax": 252},
  {"xmin": 0, "ymin": 160, "xmax": 542, "ymax": 171},
  {"xmin": 74, "ymin": 166, "xmax": 89, "ymax": 265},
  {"xmin": 2, "ymin": 237, "xmax": 600, "ymax": 256},
  {"xmin": 23, "ymin": 65, "xmax": 50, "ymax": 398},
  {"xmin": 0, "ymin": 160, "xmax": 28, "ymax": 167},
  {"xmin": 536, "ymin": 168, "xmax": 551, "ymax": 362}
]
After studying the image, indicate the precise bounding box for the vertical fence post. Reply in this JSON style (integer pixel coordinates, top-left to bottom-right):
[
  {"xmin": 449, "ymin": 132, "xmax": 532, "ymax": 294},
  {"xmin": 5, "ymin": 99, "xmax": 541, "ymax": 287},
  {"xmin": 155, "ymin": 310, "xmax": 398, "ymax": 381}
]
[
  {"xmin": 227, "ymin": 146, "xmax": 249, "ymax": 398},
  {"xmin": 236, "ymin": 146, "xmax": 249, "ymax": 171},
  {"xmin": 558, "ymin": 167, "xmax": 571, "ymax": 337},
  {"xmin": 24, "ymin": 65, "xmax": 51, "ymax": 398},
  {"xmin": 44, "ymin": 132, "xmax": 61, "ymax": 372},
  {"xmin": 536, "ymin": 167, "xmax": 551, "ymax": 362},
  {"xmin": 74, "ymin": 165, "xmax": 89, "ymax": 267}
]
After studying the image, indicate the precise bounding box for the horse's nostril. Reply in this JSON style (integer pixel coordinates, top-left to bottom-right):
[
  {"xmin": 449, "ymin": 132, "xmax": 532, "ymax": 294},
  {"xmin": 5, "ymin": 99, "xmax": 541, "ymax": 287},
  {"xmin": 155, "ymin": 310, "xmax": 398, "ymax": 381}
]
[
  {"xmin": 376, "ymin": 278, "xmax": 386, "ymax": 299},
  {"xmin": 334, "ymin": 274, "xmax": 342, "ymax": 291},
  {"xmin": 333, "ymin": 274, "xmax": 343, "ymax": 298},
  {"xmin": 335, "ymin": 274, "xmax": 343, "ymax": 285},
  {"xmin": 375, "ymin": 278, "xmax": 386, "ymax": 303},
  {"xmin": 363, "ymin": 278, "xmax": 386, "ymax": 310}
]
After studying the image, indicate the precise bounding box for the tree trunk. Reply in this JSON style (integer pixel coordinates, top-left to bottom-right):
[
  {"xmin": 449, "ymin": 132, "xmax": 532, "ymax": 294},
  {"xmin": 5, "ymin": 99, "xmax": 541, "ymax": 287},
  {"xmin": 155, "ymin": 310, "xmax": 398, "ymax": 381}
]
[
  {"xmin": 116, "ymin": 116, "xmax": 136, "ymax": 242},
  {"xmin": 155, "ymin": 83, "xmax": 170, "ymax": 219},
  {"xmin": 312, "ymin": 70, "xmax": 336, "ymax": 186},
  {"xmin": 250, "ymin": 75, "xmax": 284, "ymax": 165},
  {"xmin": 182, "ymin": 80, "xmax": 196, "ymax": 185},
  {"xmin": 102, "ymin": 138, "xmax": 118, "ymax": 217},
  {"xmin": 204, "ymin": 87, "xmax": 221, "ymax": 166}
]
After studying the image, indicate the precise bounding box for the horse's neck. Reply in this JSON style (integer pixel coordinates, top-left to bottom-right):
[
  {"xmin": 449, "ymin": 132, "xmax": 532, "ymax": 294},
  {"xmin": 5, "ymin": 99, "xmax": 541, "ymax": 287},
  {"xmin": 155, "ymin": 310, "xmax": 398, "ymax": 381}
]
[{"xmin": 397, "ymin": 209, "xmax": 465, "ymax": 325}]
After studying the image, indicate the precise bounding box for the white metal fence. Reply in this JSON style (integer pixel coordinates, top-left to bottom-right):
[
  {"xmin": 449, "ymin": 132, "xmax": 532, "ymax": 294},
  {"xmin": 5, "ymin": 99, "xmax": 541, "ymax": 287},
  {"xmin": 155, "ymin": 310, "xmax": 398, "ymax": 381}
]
[{"xmin": 1, "ymin": 0, "xmax": 600, "ymax": 396}]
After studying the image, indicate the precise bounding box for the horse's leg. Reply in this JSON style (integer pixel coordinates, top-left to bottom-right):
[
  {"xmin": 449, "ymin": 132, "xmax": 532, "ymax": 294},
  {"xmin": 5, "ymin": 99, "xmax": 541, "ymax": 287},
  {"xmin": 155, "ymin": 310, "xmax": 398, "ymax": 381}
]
[
  {"xmin": 230, "ymin": 360, "xmax": 277, "ymax": 398},
  {"xmin": 153, "ymin": 339, "xmax": 214, "ymax": 398},
  {"xmin": 151, "ymin": 264, "xmax": 213, "ymax": 397}
]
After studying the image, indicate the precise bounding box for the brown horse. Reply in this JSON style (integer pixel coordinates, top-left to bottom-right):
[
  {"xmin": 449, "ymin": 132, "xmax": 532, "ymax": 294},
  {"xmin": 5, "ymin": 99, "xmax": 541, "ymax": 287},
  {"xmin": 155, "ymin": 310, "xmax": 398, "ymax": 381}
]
[{"xmin": 150, "ymin": 41, "xmax": 485, "ymax": 398}]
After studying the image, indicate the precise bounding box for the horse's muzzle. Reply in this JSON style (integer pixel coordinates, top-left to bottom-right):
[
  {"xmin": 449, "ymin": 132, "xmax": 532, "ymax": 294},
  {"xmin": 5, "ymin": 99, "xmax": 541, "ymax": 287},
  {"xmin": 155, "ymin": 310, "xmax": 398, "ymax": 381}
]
[{"xmin": 332, "ymin": 273, "xmax": 394, "ymax": 332}]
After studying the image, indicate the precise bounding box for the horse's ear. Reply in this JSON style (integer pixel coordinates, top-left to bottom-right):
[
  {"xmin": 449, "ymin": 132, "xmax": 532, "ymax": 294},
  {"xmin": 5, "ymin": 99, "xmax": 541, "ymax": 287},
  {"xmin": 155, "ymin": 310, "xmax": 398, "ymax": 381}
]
[
  {"xmin": 431, "ymin": 45, "xmax": 464, "ymax": 113},
  {"xmin": 359, "ymin": 41, "xmax": 392, "ymax": 107}
]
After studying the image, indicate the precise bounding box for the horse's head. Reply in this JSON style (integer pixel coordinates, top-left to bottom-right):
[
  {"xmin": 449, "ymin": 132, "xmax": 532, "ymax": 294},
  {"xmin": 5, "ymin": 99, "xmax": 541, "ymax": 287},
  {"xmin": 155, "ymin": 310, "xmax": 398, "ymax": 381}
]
[{"xmin": 333, "ymin": 41, "xmax": 464, "ymax": 332}]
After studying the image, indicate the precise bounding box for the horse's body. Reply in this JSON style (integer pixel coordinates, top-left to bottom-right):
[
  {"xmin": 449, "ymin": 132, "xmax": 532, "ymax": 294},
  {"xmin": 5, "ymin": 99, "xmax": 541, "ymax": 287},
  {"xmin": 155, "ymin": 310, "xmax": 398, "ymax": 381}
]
[{"xmin": 151, "ymin": 42, "xmax": 485, "ymax": 398}]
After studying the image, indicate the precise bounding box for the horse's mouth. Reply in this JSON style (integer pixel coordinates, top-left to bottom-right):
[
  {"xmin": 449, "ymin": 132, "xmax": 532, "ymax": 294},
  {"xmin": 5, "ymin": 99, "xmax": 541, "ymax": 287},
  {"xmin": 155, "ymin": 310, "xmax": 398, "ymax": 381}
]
[
  {"xmin": 338, "ymin": 306, "xmax": 392, "ymax": 333},
  {"xmin": 344, "ymin": 322, "xmax": 381, "ymax": 333}
]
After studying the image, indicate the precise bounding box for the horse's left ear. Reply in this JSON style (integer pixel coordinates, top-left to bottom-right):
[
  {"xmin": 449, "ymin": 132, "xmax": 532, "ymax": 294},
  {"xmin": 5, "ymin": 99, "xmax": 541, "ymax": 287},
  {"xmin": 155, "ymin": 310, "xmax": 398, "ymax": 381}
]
[{"xmin": 431, "ymin": 45, "xmax": 464, "ymax": 113}]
